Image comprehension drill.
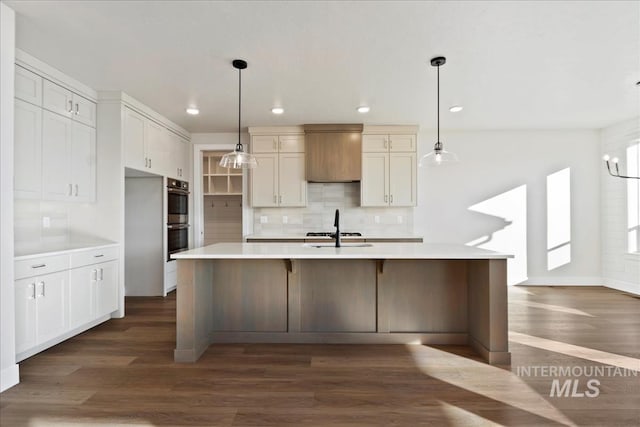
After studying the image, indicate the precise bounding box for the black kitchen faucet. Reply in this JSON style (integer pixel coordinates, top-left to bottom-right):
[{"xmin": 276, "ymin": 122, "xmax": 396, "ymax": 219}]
[{"xmin": 331, "ymin": 209, "xmax": 341, "ymax": 248}]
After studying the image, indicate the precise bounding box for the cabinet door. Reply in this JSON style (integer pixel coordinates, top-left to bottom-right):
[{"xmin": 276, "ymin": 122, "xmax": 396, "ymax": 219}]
[
  {"xmin": 95, "ymin": 261, "xmax": 118, "ymax": 317},
  {"xmin": 389, "ymin": 152, "xmax": 416, "ymax": 207},
  {"xmin": 68, "ymin": 266, "xmax": 95, "ymax": 330},
  {"xmin": 389, "ymin": 134, "xmax": 416, "ymax": 152},
  {"xmin": 42, "ymin": 110, "xmax": 72, "ymax": 200},
  {"xmin": 279, "ymin": 153, "xmax": 307, "ymax": 207},
  {"xmin": 251, "ymin": 135, "xmax": 278, "ymax": 153},
  {"xmin": 145, "ymin": 119, "xmax": 168, "ymax": 174},
  {"xmin": 35, "ymin": 271, "xmax": 68, "ymax": 344},
  {"xmin": 15, "ymin": 65, "xmax": 42, "ymax": 105},
  {"xmin": 15, "ymin": 279, "xmax": 37, "ymax": 354},
  {"xmin": 166, "ymin": 132, "xmax": 187, "ymax": 179},
  {"xmin": 72, "ymin": 94, "xmax": 97, "ymax": 128},
  {"xmin": 361, "ymin": 152, "xmax": 389, "ymax": 206},
  {"xmin": 42, "ymin": 79, "xmax": 74, "ymax": 119},
  {"xmin": 278, "ymin": 135, "xmax": 305, "ymax": 153},
  {"xmin": 70, "ymin": 122, "xmax": 96, "ymax": 202},
  {"xmin": 362, "ymin": 135, "xmax": 389, "ymax": 153},
  {"xmin": 14, "ymin": 99, "xmax": 42, "ymax": 199},
  {"xmin": 123, "ymin": 107, "xmax": 146, "ymax": 171},
  {"xmin": 250, "ymin": 153, "xmax": 278, "ymax": 207}
]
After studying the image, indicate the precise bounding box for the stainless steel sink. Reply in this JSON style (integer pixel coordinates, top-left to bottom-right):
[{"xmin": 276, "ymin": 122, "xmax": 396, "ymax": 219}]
[{"xmin": 302, "ymin": 243, "xmax": 373, "ymax": 248}]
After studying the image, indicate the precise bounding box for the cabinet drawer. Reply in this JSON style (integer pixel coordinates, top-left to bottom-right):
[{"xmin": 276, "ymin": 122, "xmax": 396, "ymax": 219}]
[
  {"xmin": 15, "ymin": 254, "xmax": 70, "ymax": 280},
  {"xmin": 70, "ymin": 246, "xmax": 119, "ymax": 268}
]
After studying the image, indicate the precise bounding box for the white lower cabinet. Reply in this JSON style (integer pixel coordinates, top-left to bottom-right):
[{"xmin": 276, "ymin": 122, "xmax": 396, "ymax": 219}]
[
  {"xmin": 15, "ymin": 270, "xmax": 68, "ymax": 355},
  {"xmin": 15, "ymin": 246, "xmax": 119, "ymax": 361},
  {"xmin": 69, "ymin": 260, "xmax": 118, "ymax": 329}
]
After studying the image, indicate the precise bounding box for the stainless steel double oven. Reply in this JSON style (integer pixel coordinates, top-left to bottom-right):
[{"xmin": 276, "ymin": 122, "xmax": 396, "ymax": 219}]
[{"xmin": 167, "ymin": 179, "xmax": 189, "ymax": 260}]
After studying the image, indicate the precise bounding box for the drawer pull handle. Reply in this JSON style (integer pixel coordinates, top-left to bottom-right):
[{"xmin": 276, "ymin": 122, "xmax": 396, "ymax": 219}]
[
  {"xmin": 94, "ymin": 254, "xmax": 104, "ymax": 258},
  {"xmin": 31, "ymin": 264, "xmax": 46, "ymax": 269}
]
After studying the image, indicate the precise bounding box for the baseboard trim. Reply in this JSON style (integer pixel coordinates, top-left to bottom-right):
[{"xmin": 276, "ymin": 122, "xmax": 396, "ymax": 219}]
[
  {"xmin": 520, "ymin": 276, "xmax": 603, "ymax": 286},
  {"xmin": 603, "ymin": 278, "xmax": 640, "ymax": 296},
  {"xmin": 1, "ymin": 364, "xmax": 19, "ymax": 392}
]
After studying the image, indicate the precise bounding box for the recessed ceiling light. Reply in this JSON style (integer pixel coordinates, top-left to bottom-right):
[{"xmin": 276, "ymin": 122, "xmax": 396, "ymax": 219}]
[
  {"xmin": 186, "ymin": 107, "xmax": 199, "ymax": 115},
  {"xmin": 449, "ymin": 105, "xmax": 463, "ymax": 113},
  {"xmin": 357, "ymin": 106, "xmax": 370, "ymax": 113},
  {"xmin": 271, "ymin": 107, "xmax": 284, "ymax": 114}
]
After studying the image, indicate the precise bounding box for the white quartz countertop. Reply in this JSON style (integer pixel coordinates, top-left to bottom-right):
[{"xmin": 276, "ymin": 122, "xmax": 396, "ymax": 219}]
[
  {"xmin": 15, "ymin": 237, "xmax": 119, "ymax": 260},
  {"xmin": 172, "ymin": 242, "xmax": 512, "ymax": 260},
  {"xmin": 244, "ymin": 234, "xmax": 424, "ymax": 241}
]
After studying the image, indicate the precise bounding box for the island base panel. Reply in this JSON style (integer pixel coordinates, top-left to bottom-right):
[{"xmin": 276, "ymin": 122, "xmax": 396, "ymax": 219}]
[{"xmin": 174, "ymin": 257, "xmax": 510, "ymax": 365}]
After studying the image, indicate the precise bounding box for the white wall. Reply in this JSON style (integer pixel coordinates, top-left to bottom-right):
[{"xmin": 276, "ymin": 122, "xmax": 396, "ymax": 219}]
[
  {"xmin": 0, "ymin": 1, "xmax": 19, "ymax": 392},
  {"xmin": 600, "ymin": 117, "xmax": 640, "ymax": 295},
  {"xmin": 415, "ymin": 129, "xmax": 601, "ymax": 286}
]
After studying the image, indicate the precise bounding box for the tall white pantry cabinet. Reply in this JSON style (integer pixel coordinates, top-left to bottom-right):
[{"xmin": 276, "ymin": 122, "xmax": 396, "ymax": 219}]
[{"xmin": 14, "ymin": 63, "xmax": 97, "ymax": 202}]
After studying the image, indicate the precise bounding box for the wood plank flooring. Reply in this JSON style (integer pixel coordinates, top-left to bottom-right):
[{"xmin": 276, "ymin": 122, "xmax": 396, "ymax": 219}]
[{"xmin": 1, "ymin": 286, "xmax": 638, "ymax": 426}]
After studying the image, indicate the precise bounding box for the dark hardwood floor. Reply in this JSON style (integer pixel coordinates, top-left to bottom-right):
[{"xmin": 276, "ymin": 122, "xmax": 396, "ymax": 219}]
[{"xmin": 1, "ymin": 286, "xmax": 638, "ymax": 426}]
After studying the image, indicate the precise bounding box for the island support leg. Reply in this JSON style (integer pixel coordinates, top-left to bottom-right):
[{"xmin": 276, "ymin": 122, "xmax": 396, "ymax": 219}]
[
  {"xmin": 174, "ymin": 259, "xmax": 213, "ymax": 362},
  {"xmin": 467, "ymin": 259, "xmax": 511, "ymax": 365}
]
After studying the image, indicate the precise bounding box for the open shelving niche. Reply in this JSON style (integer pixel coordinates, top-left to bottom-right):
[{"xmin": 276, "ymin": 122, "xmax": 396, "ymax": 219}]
[
  {"xmin": 202, "ymin": 152, "xmax": 243, "ymax": 195},
  {"xmin": 202, "ymin": 151, "xmax": 243, "ymax": 245}
]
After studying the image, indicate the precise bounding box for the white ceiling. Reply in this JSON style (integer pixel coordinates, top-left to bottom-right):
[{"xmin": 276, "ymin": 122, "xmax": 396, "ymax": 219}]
[{"xmin": 6, "ymin": 0, "xmax": 640, "ymax": 133}]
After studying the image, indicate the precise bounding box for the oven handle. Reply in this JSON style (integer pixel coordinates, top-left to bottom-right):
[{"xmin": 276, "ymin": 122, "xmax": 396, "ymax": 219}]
[
  {"xmin": 167, "ymin": 188, "xmax": 190, "ymax": 195},
  {"xmin": 167, "ymin": 224, "xmax": 191, "ymax": 229}
]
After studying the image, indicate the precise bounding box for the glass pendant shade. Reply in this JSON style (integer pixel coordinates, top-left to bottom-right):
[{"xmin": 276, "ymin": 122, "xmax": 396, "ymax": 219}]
[
  {"xmin": 419, "ymin": 141, "xmax": 459, "ymax": 167},
  {"xmin": 220, "ymin": 145, "xmax": 258, "ymax": 169},
  {"xmin": 219, "ymin": 59, "xmax": 258, "ymax": 169}
]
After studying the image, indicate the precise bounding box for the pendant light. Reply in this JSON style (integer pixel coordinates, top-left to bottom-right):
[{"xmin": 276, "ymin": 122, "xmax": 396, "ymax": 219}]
[
  {"xmin": 220, "ymin": 59, "xmax": 258, "ymax": 169},
  {"xmin": 419, "ymin": 56, "xmax": 459, "ymax": 167}
]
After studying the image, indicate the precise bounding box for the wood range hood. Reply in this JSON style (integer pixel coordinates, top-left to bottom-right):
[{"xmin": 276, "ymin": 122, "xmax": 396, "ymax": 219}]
[{"xmin": 304, "ymin": 124, "xmax": 363, "ymax": 182}]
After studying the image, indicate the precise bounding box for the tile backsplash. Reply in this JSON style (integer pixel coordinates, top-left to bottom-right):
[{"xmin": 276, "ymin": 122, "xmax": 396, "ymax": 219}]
[{"xmin": 252, "ymin": 182, "xmax": 414, "ymax": 236}]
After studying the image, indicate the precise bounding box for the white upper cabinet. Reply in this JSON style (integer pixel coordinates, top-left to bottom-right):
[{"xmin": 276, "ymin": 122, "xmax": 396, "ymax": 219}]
[
  {"xmin": 41, "ymin": 110, "xmax": 96, "ymax": 202},
  {"xmin": 167, "ymin": 131, "xmax": 188, "ymax": 179},
  {"xmin": 43, "ymin": 79, "xmax": 96, "ymax": 128},
  {"xmin": 15, "ymin": 65, "xmax": 42, "ymax": 106},
  {"xmin": 361, "ymin": 134, "xmax": 416, "ymax": 153},
  {"xmin": 249, "ymin": 128, "xmax": 306, "ymax": 207},
  {"xmin": 124, "ymin": 107, "xmax": 146, "ymax": 170},
  {"xmin": 14, "ymin": 99, "xmax": 42, "ymax": 199},
  {"xmin": 14, "ymin": 61, "xmax": 98, "ymax": 202},
  {"xmin": 250, "ymin": 154, "xmax": 279, "ymax": 207},
  {"xmin": 361, "ymin": 127, "xmax": 417, "ymax": 207},
  {"xmin": 123, "ymin": 106, "xmax": 189, "ymax": 179}
]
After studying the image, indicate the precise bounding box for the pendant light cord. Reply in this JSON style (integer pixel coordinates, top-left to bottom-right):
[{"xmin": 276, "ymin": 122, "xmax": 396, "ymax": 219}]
[
  {"xmin": 436, "ymin": 62, "xmax": 440, "ymax": 143},
  {"xmin": 237, "ymin": 67, "xmax": 242, "ymax": 152}
]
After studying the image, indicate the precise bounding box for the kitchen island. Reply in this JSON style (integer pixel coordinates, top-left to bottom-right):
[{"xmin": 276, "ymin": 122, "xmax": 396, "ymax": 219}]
[{"xmin": 172, "ymin": 243, "xmax": 512, "ymax": 365}]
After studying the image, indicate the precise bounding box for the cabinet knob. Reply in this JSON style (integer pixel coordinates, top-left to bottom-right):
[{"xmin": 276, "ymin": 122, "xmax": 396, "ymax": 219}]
[
  {"xmin": 29, "ymin": 283, "xmax": 36, "ymax": 300},
  {"xmin": 68, "ymin": 100, "xmax": 73, "ymax": 113},
  {"xmin": 75, "ymin": 184, "xmax": 79, "ymax": 197},
  {"xmin": 75, "ymin": 103, "xmax": 79, "ymax": 115},
  {"xmin": 390, "ymin": 195, "xmax": 393, "ymax": 204},
  {"xmin": 68, "ymin": 183, "xmax": 73, "ymax": 196},
  {"xmin": 384, "ymin": 195, "xmax": 388, "ymax": 203}
]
